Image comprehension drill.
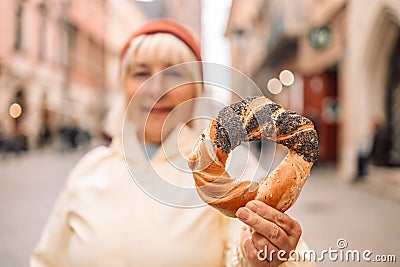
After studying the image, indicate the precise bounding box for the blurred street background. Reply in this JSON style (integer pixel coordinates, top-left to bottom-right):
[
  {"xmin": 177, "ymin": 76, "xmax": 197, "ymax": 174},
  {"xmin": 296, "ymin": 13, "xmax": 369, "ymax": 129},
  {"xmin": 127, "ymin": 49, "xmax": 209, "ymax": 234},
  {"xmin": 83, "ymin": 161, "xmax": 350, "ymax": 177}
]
[{"xmin": 1, "ymin": 0, "xmax": 400, "ymax": 266}]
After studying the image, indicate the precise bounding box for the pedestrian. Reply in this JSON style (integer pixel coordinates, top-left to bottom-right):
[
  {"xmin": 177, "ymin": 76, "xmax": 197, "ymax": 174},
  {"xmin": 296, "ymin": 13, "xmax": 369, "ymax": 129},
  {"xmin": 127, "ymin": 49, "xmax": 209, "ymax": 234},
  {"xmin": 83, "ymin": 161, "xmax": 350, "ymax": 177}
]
[{"xmin": 31, "ymin": 20, "xmax": 314, "ymax": 267}]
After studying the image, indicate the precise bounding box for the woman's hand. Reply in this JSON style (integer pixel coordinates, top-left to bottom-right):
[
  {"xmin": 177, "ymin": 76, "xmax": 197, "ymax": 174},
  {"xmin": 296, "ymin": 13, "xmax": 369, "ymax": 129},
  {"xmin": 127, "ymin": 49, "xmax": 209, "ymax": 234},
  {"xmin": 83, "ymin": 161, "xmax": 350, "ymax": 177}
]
[{"xmin": 236, "ymin": 200, "xmax": 302, "ymax": 267}]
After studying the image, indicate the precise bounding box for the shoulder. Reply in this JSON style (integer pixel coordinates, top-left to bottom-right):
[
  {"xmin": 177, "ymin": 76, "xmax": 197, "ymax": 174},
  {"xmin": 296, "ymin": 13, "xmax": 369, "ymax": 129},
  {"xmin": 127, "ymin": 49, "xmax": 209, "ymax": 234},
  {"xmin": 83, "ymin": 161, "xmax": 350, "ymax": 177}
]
[
  {"xmin": 65, "ymin": 145, "xmax": 128, "ymax": 193},
  {"xmin": 69, "ymin": 146, "xmax": 116, "ymax": 179}
]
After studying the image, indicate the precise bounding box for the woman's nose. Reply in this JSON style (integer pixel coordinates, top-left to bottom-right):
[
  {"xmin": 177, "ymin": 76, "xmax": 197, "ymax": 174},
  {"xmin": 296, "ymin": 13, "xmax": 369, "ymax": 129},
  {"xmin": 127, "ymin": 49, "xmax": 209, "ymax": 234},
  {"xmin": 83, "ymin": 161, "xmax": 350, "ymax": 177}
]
[{"xmin": 147, "ymin": 75, "xmax": 164, "ymax": 98}]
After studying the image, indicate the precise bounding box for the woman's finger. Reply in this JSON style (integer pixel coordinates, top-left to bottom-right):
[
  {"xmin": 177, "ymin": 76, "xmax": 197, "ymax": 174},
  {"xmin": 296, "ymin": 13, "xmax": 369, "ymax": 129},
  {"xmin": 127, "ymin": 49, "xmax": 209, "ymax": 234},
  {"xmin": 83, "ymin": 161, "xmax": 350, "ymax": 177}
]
[
  {"xmin": 236, "ymin": 207, "xmax": 292, "ymax": 250},
  {"xmin": 246, "ymin": 200, "xmax": 301, "ymax": 237}
]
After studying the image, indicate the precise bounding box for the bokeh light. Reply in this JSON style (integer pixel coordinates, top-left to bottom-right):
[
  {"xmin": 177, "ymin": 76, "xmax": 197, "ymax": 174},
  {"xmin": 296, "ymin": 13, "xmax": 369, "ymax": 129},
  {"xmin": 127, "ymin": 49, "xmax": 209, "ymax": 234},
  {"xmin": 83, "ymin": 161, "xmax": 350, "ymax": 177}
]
[
  {"xmin": 9, "ymin": 103, "xmax": 22, "ymax": 119},
  {"xmin": 267, "ymin": 78, "xmax": 283, "ymax": 94},
  {"xmin": 279, "ymin": 69, "xmax": 295, "ymax": 86}
]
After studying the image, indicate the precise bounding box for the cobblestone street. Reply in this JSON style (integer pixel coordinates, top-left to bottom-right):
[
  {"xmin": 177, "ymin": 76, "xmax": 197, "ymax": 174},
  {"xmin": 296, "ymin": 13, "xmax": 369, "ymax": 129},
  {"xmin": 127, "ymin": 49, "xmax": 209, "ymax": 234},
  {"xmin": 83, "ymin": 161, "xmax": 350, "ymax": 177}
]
[{"xmin": 0, "ymin": 149, "xmax": 399, "ymax": 266}]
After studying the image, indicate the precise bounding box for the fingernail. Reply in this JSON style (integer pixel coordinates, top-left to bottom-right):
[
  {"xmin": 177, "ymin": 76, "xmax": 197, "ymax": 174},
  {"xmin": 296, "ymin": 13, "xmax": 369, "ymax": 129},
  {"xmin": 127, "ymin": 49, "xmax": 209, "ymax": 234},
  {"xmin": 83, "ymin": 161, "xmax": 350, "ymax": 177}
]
[
  {"xmin": 246, "ymin": 201, "xmax": 258, "ymax": 213},
  {"xmin": 236, "ymin": 208, "xmax": 250, "ymax": 221}
]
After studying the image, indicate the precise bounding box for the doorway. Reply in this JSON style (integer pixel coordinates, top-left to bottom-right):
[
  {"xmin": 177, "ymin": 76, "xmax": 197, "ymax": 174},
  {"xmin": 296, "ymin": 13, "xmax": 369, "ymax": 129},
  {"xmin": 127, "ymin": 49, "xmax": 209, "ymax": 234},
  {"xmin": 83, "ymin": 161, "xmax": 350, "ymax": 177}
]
[
  {"xmin": 303, "ymin": 69, "xmax": 338, "ymax": 163},
  {"xmin": 386, "ymin": 33, "xmax": 400, "ymax": 166}
]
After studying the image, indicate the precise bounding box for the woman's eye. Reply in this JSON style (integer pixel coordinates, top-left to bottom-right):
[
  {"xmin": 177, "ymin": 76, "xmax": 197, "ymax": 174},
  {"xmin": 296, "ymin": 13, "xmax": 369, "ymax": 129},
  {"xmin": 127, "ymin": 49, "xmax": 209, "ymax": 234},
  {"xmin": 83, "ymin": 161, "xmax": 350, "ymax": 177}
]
[
  {"xmin": 165, "ymin": 70, "xmax": 182, "ymax": 77},
  {"xmin": 132, "ymin": 71, "xmax": 150, "ymax": 77}
]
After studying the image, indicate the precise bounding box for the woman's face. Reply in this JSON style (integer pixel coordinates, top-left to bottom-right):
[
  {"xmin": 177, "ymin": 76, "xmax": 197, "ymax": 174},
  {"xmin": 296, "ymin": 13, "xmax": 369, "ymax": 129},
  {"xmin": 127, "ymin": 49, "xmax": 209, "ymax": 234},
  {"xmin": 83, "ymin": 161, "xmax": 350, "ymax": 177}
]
[{"xmin": 124, "ymin": 59, "xmax": 198, "ymax": 144}]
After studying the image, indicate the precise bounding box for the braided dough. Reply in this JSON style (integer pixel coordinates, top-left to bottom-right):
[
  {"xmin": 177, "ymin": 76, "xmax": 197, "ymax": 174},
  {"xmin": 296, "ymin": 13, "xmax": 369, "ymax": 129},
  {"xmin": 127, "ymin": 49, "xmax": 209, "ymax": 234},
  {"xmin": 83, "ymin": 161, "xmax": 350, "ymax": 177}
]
[{"xmin": 188, "ymin": 96, "xmax": 319, "ymax": 217}]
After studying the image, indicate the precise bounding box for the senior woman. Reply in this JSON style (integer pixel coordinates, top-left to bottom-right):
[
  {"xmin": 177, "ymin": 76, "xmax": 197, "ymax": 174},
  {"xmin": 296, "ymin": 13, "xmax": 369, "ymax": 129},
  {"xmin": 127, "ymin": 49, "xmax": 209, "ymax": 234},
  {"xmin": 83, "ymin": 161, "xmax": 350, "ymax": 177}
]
[{"xmin": 31, "ymin": 20, "xmax": 314, "ymax": 267}]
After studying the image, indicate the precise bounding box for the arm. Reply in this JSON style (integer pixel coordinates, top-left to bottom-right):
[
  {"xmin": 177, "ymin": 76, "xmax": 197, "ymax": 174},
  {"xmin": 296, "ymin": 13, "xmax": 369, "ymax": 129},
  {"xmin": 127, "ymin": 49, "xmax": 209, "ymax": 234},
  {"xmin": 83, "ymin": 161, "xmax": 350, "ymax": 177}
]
[
  {"xmin": 30, "ymin": 183, "xmax": 74, "ymax": 267},
  {"xmin": 30, "ymin": 146, "xmax": 112, "ymax": 267}
]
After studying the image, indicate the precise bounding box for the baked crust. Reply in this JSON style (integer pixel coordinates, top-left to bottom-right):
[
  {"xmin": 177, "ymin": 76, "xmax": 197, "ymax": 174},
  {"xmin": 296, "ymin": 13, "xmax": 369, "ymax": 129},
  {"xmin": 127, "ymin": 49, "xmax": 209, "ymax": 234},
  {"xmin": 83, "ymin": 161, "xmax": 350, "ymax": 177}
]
[{"xmin": 188, "ymin": 96, "xmax": 319, "ymax": 217}]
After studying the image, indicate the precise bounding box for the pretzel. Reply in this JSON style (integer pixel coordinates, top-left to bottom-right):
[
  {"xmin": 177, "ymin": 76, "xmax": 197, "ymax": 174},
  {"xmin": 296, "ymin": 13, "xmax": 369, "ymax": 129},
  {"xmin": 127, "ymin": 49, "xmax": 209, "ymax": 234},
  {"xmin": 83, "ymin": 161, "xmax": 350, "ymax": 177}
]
[{"xmin": 188, "ymin": 96, "xmax": 319, "ymax": 217}]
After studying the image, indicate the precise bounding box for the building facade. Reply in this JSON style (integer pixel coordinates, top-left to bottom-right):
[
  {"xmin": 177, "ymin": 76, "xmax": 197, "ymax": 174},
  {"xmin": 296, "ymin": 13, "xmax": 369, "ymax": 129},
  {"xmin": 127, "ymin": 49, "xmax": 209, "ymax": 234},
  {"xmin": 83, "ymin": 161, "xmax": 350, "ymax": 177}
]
[
  {"xmin": 0, "ymin": 0, "xmax": 112, "ymax": 149},
  {"xmin": 0, "ymin": 0, "xmax": 64, "ymax": 148}
]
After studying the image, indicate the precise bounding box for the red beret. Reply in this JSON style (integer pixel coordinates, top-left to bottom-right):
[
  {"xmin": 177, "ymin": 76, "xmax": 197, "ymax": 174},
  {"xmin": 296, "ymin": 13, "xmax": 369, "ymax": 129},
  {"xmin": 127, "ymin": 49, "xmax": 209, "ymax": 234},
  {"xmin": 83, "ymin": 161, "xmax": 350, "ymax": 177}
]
[{"xmin": 119, "ymin": 19, "xmax": 202, "ymax": 62}]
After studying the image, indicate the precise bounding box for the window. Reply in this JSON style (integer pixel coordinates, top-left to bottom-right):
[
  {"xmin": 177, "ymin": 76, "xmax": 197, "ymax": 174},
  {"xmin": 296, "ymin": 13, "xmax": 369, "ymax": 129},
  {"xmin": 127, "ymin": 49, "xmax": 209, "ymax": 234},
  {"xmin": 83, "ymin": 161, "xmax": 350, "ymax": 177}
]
[
  {"xmin": 38, "ymin": 2, "xmax": 48, "ymax": 60},
  {"xmin": 14, "ymin": 0, "xmax": 24, "ymax": 51}
]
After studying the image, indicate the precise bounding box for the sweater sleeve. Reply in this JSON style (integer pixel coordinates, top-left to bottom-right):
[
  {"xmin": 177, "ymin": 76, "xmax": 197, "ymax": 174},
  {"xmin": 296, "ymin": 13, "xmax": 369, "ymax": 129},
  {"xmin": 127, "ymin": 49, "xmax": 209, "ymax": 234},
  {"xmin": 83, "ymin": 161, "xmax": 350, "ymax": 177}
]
[
  {"xmin": 29, "ymin": 177, "xmax": 74, "ymax": 267},
  {"xmin": 30, "ymin": 146, "xmax": 111, "ymax": 267},
  {"xmin": 222, "ymin": 215, "xmax": 245, "ymax": 267}
]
